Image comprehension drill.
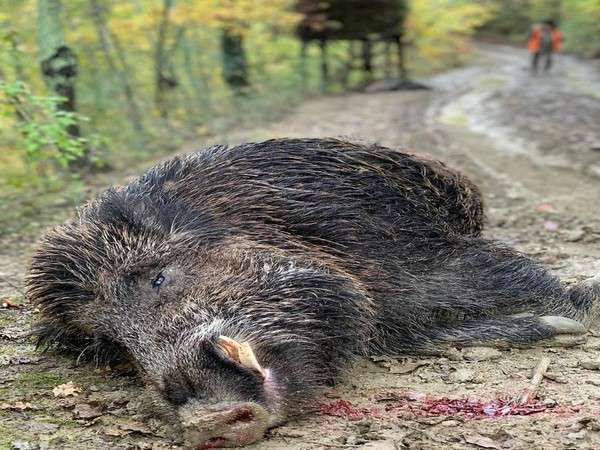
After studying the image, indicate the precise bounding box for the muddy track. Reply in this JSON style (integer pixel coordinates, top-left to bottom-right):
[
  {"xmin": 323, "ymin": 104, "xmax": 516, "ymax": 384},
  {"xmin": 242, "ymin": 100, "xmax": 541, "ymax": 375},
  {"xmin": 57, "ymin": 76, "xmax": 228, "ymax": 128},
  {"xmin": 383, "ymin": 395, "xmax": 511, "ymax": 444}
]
[{"xmin": 1, "ymin": 44, "xmax": 600, "ymax": 449}]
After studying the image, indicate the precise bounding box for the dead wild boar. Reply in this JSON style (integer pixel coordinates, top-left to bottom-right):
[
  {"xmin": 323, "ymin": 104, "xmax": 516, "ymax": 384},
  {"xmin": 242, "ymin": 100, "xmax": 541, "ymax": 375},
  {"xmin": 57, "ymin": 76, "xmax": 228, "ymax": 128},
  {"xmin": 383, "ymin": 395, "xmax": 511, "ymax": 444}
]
[{"xmin": 26, "ymin": 138, "xmax": 599, "ymax": 448}]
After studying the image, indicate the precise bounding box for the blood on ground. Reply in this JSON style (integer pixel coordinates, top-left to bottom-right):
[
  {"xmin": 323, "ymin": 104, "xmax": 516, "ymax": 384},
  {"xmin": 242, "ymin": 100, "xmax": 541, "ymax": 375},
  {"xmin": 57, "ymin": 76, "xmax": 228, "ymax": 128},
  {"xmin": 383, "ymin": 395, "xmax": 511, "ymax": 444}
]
[{"xmin": 320, "ymin": 392, "xmax": 579, "ymax": 421}]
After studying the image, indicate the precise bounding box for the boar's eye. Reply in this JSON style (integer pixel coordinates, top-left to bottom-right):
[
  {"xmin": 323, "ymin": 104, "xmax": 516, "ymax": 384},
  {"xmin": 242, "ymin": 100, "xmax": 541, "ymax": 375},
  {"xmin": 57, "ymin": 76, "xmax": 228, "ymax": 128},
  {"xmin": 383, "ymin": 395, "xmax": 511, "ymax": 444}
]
[{"xmin": 151, "ymin": 272, "xmax": 166, "ymax": 292}]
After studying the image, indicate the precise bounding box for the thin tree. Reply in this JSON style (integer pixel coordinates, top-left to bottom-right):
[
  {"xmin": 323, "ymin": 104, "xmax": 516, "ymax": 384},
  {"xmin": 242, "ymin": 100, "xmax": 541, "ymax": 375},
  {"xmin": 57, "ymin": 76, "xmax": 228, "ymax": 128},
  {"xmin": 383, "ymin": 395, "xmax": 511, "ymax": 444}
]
[
  {"xmin": 154, "ymin": 0, "xmax": 177, "ymax": 119},
  {"xmin": 396, "ymin": 0, "xmax": 409, "ymax": 81},
  {"xmin": 88, "ymin": 0, "xmax": 145, "ymax": 137},
  {"xmin": 221, "ymin": 29, "xmax": 249, "ymax": 94},
  {"xmin": 37, "ymin": 0, "xmax": 88, "ymax": 167}
]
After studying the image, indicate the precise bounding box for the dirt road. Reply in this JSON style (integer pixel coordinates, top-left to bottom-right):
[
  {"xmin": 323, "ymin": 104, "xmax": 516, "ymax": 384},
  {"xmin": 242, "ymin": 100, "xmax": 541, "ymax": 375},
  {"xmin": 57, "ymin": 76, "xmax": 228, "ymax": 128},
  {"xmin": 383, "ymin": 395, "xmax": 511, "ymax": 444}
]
[{"xmin": 1, "ymin": 44, "xmax": 600, "ymax": 449}]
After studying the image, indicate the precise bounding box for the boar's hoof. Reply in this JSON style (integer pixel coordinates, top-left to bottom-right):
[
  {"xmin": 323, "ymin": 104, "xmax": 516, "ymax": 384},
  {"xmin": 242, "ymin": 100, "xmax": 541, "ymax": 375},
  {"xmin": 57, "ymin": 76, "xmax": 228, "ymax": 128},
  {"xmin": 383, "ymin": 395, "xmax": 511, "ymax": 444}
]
[
  {"xmin": 539, "ymin": 316, "xmax": 587, "ymax": 335},
  {"xmin": 180, "ymin": 401, "xmax": 271, "ymax": 448},
  {"xmin": 536, "ymin": 316, "xmax": 588, "ymax": 348}
]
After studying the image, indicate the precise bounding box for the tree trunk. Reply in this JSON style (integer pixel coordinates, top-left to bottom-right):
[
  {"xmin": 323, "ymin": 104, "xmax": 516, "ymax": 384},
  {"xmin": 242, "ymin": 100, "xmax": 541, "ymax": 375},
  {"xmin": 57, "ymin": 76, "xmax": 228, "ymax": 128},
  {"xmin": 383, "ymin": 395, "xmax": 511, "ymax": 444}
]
[
  {"xmin": 180, "ymin": 28, "xmax": 211, "ymax": 117},
  {"xmin": 397, "ymin": 0, "xmax": 409, "ymax": 81},
  {"xmin": 37, "ymin": 0, "xmax": 88, "ymax": 167},
  {"xmin": 319, "ymin": 39, "xmax": 329, "ymax": 92},
  {"xmin": 384, "ymin": 40, "xmax": 392, "ymax": 79},
  {"xmin": 361, "ymin": 38, "xmax": 373, "ymax": 82},
  {"xmin": 154, "ymin": 0, "xmax": 175, "ymax": 119},
  {"xmin": 6, "ymin": 32, "xmax": 26, "ymax": 82},
  {"xmin": 395, "ymin": 34, "xmax": 407, "ymax": 80},
  {"xmin": 88, "ymin": 0, "xmax": 145, "ymax": 137},
  {"xmin": 221, "ymin": 29, "xmax": 249, "ymax": 94}
]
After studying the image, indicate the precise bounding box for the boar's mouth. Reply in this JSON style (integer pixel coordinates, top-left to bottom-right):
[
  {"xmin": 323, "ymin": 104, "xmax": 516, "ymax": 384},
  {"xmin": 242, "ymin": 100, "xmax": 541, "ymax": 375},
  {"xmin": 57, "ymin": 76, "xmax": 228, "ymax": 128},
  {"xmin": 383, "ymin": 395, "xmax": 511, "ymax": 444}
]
[{"xmin": 180, "ymin": 401, "xmax": 273, "ymax": 448}]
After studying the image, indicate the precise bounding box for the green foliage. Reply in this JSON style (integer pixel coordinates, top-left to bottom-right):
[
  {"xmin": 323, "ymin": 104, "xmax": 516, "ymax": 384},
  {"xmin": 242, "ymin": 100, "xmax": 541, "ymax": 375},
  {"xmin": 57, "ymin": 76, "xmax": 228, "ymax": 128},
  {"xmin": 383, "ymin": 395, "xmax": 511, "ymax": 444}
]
[
  {"xmin": 0, "ymin": 80, "xmax": 106, "ymax": 176},
  {"xmin": 406, "ymin": 0, "xmax": 494, "ymax": 70},
  {"xmin": 560, "ymin": 0, "xmax": 600, "ymax": 57}
]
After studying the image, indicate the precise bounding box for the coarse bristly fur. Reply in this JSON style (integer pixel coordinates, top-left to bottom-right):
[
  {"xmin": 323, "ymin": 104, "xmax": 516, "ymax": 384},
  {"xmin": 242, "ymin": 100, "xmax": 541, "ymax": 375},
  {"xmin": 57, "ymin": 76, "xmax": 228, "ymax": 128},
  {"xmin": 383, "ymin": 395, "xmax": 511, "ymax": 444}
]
[{"xmin": 26, "ymin": 138, "xmax": 598, "ymax": 445}]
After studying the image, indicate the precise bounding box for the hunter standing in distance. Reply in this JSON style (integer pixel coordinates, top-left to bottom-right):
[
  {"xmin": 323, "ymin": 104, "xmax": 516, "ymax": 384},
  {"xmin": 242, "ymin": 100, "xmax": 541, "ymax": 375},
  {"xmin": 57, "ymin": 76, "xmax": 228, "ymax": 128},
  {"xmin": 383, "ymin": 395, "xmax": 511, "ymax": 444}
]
[{"xmin": 528, "ymin": 19, "xmax": 562, "ymax": 73}]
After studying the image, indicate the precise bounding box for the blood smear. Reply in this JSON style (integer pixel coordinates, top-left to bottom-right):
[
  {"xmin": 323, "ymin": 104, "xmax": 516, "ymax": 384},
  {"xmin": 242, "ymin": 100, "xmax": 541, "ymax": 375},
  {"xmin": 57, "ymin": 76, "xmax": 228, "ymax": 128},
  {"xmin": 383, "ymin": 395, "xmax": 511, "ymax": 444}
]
[{"xmin": 321, "ymin": 393, "xmax": 557, "ymax": 421}]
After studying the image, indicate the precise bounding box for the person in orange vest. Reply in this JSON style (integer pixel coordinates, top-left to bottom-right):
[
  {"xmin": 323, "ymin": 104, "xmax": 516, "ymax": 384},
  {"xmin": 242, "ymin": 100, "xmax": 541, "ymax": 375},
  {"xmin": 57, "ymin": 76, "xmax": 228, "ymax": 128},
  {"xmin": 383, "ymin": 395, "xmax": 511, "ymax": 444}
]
[{"xmin": 528, "ymin": 19, "xmax": 562, "ymax": 73}]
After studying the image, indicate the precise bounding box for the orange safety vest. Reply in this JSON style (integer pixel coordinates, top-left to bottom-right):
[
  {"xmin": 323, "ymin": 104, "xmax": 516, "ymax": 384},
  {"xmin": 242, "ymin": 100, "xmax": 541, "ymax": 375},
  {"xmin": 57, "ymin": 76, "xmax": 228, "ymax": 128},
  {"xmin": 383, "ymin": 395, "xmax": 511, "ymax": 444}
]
[{"xmin": 528, "ymin": 28, "xmax": 562, "ymax": 53}]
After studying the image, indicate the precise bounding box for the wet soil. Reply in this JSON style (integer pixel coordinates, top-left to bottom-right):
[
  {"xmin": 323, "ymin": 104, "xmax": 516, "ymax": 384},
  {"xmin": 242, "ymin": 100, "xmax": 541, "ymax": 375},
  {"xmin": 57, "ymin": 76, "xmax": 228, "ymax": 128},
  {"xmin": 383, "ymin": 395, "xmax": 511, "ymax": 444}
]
[{"xmin": 1, "ymin": 44, "xmax": 600, "ymax": 449}]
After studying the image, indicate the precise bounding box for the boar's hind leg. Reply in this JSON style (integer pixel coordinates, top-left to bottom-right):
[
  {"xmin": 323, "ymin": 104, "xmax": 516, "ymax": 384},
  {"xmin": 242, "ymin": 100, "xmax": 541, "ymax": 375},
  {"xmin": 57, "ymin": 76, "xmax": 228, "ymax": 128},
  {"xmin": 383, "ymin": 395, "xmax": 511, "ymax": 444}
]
[
  {"xmin": 410, "ymin": 315, "xmax": 588, "ymax": 354},
  {"xmin": 392, "ymin": 245, "xmax": 599, "ymax": 353}
]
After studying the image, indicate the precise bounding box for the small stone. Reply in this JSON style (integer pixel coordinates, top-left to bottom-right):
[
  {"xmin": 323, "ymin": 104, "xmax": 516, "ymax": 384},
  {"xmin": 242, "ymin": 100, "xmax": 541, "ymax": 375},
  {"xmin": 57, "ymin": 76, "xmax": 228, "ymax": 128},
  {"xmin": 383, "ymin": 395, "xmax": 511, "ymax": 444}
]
[
  {"xmin": 461, "ymin": 347, "xmax": 503, "ymax": 361},
  {"xmin": 563, "ymin": 229, "xmax": 586, "ymax": 242},
  {"xmin": 543, "ymin": 372, "xmax": 567, "ymax": 383},
  {"xmin": 73, "ymin": 403, "xmax": 103, "ymax": 419},
  {"xmin": 357, "ymin": 440, "xmax": 399, "ymax": 450},
  {"xmin": 566, "ymin": 430, "xmax": 587, "ymax": 440},
  {"xmin": 449, "ymin": 368, "xmax": 479, "ymax": 383},
  {"xmin": 346, "ymin": 435, "xmax": 358, "ymax": 446},
  {"xmin": 571, "ymin": 399, "xmax": 585, "ymax": 406},
  {"xmin": 441, "ymin": 420, "xmax": 461, "ymax": 426},
  {"xmin": 27, "ymin": 422, "xmax": 59, "ymax": 433},
  {"xmin": 543, "ymin": 398, "xmax": 557, "ymax": 407},
  {"xmin": 355, "ymin": 419, "xmax": 372, "ymax": 434},
  {"xmin": 580, "ymin": 360, "xmax": 600, "ymax": 370},
  {"xmin": 578, "ymin": 417, "xmax": 600, "ymax": 431},
  {"xmin": 103, "ymin": 427, "xmax": 129, "ymax": 437},
  {"xmin": 11, "ymin": 442, "xmax": 33, "ymax": 450},
  {"xmin": 118, "ymin": 420, "xmax": 152, "ymax": 435}
]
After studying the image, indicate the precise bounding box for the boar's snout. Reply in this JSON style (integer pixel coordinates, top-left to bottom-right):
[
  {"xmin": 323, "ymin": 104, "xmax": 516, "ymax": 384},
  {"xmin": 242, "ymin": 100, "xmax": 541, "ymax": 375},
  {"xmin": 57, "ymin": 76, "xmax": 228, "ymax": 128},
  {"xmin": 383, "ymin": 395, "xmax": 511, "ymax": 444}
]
[{"xmin": 180, "ymin": 401, "xmax": 272, "ymax": 448}]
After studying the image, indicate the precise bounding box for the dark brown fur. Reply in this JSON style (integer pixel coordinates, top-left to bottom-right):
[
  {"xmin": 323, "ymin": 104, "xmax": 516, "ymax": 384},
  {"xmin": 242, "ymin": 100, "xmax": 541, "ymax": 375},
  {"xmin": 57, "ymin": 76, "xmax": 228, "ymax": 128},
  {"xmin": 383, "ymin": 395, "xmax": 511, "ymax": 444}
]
[{"xmin": 26, "ymin": 138, "xmax": 598, "ymax": 445}]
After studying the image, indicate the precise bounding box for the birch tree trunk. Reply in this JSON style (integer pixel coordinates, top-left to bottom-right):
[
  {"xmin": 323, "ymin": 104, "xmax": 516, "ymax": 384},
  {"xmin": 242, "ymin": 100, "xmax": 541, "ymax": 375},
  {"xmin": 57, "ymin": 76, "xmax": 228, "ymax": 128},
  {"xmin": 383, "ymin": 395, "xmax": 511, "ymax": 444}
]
[
  {"xmin": 37, "ymin": 0, "xmax": 88, "ymax": 167},
  {"xmin": 88, "ymin": 0, "xmax": 145, "ymax": 137}
]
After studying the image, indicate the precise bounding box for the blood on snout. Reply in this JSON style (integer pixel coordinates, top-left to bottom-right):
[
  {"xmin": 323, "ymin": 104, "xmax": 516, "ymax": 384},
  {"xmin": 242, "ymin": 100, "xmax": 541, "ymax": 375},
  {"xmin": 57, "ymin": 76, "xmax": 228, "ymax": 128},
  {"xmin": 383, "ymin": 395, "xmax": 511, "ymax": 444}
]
[{"xmin": 182, "ymin": 402, "xmax": 270, "ymax": 449}]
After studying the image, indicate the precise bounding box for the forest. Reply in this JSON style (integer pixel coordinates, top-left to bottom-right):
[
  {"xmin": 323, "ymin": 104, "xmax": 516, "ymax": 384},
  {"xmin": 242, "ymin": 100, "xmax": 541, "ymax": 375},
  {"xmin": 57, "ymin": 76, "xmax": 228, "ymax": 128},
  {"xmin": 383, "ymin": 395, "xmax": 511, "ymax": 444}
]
[{"xmin": 1, "ymin": 0, "xmax": 599, "ymax": 239}]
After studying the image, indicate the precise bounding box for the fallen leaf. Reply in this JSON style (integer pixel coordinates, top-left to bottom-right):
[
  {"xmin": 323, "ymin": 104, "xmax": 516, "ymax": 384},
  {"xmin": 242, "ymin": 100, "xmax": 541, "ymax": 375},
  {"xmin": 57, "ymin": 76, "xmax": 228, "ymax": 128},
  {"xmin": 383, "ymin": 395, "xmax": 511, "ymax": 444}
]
[
  {"xmin": 53, "ymin": 381, "xmax": 82, "ymax": 397},
  {"xmin": 1, "ymin": 298, "xmax": 21, "ymax": 309},
  {"xmin": 0, "ymin": 401, "xmax": 35, "ymax": 411}
]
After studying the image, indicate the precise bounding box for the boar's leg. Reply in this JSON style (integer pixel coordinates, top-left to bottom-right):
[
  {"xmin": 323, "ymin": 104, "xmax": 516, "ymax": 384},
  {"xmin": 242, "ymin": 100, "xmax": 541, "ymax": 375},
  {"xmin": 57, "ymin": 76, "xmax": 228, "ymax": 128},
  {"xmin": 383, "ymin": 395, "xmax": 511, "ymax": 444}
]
[
  {"xmin": 382, "ymin": 241, "xmax": 598, "ymax": 353},
  {"xmin": 405, "ymin": 315, "xmax": 588, "ymax": 355}
]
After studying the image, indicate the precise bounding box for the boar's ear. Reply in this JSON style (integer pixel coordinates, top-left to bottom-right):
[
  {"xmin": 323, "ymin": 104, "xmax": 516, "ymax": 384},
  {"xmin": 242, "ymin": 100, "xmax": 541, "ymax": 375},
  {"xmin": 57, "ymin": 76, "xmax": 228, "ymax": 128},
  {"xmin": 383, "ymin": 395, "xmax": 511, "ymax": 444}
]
[{"xmin": 216, "ymin": 336, "xmax": 265, "ymax": 377}]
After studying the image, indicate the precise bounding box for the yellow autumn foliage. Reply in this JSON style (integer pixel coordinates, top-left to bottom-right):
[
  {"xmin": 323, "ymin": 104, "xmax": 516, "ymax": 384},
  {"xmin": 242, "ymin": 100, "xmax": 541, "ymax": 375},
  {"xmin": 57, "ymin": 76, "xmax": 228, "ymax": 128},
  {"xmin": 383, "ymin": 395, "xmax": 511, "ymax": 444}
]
[{"xmin": 407, "ymin": 0, "xmax": 494, "ymax": 69}]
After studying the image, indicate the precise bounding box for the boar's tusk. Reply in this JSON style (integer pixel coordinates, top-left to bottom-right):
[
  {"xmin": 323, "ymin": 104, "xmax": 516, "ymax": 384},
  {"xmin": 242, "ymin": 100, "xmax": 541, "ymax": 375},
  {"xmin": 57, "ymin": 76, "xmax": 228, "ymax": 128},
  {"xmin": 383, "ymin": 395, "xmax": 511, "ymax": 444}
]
[
  {"xmin": 216, "ymin": 335, "xmax": 241, "ymax": 362},
  {"xmin": 239, "ymin": 341, "xmax": 266, "ymax": 377},
  {"xmin": 217, "ymin": 336, "xmax": 265, "ymax": 377}
]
